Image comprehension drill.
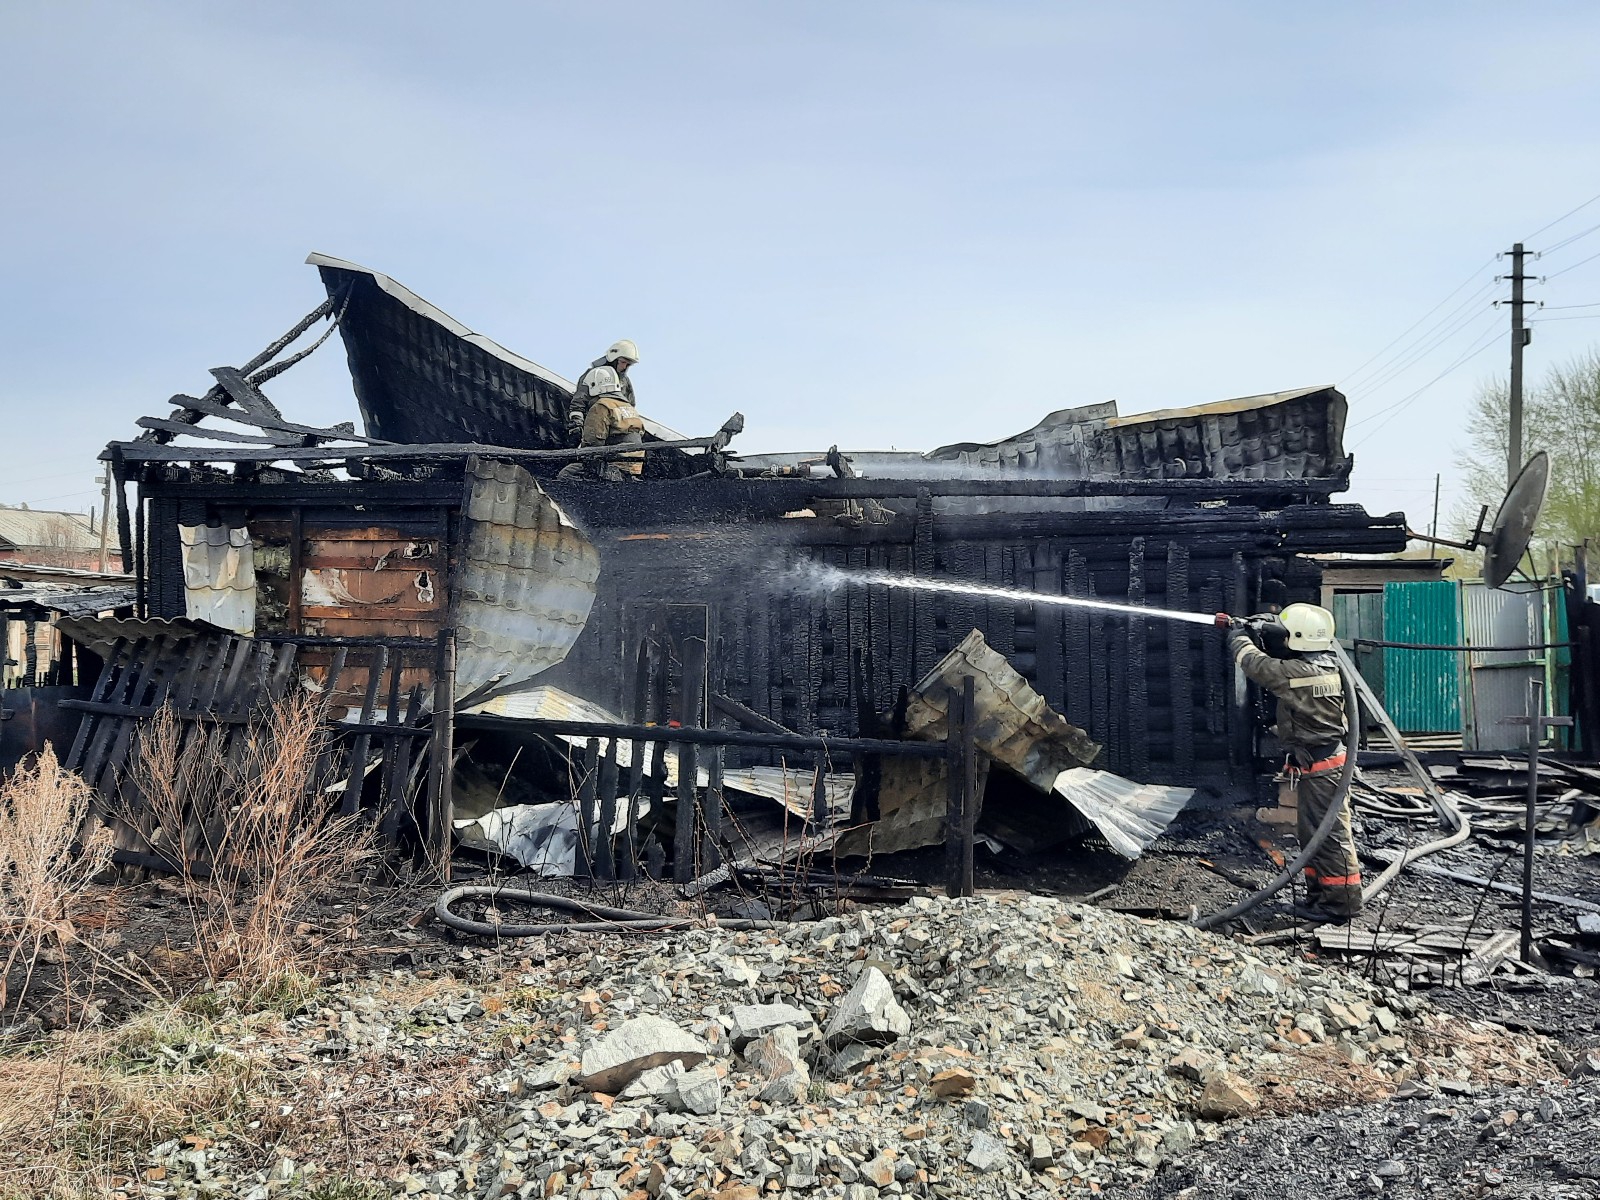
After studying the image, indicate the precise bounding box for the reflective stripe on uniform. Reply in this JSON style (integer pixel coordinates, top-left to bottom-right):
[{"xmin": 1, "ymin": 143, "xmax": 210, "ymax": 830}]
[
  {"xmin": 1304, "ymin": 869, "xmax": 1362, "ymax": 885},
  {"xmin": 1288, "ymin": 672, "xmax": 1342, "ymax": 698}
]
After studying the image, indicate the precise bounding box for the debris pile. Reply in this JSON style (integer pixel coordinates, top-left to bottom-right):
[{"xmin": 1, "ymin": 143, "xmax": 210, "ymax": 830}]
[{"xmin": 396, "ymin": 893, "xmax": 1552, "ymax": 1199}]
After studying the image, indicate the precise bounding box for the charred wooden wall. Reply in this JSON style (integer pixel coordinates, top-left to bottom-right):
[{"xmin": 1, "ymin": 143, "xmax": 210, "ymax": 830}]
[
  {"xmin": 541, "ymin": 482, "xmax": 1403, "ymax": 794},
  {"xmin": 140, "ymin": 478, "xmax": 460, "ymax": 711}
]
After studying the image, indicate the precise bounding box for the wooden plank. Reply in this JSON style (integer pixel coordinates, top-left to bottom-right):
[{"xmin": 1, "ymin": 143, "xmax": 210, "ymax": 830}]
[
  {"xmin": 209, "ymin": 367, "xmax": 283, "ymax": 419},
  {"xmin": 1127, "ymin": 537, "xmax": 1149, "ymax": 779},
  {"xmin": 161, "ymin": 390, "xmax": 387, "ymax": 444},
  {"xmin": 672, "ymin": 638, "xmax": 706, "ymax": 882},
  {"xmin": 594, "ymin": 738, "xmax": 620, "ymax": 881},
  {"xmin": 113, "ymin": 432, "xmax": 729, "ymax": 465},
  {"xmin": 702, "ymin": 747, "xmax": 725, "ymax": 871},
  {"xmin": 1167, "ymin": 542, "xmax": 1194, "ymax": 782},
  {"xmin": 133, "ymin": 416, "xmax": 293, "ymax": 445},
  {"xmin": 65, "ymin": 635, "xmax": 126, "ymax": 771},
  {"xmin": 309, "ymin": 645, "xmax": 348, "ymax": 790},
  {"xmin": 576, "ymin": 738, "xmax": 600, "ymax": 879},
  {"xmin": 341, "ymin": 646, "xmax": 387, "ymax": 817}
]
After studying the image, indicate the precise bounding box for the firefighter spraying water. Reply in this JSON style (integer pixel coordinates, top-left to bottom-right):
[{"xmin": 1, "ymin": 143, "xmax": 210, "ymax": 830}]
[{"xmin": 804, "ymin": 565, "xmax": 1360, "ymax": 922}]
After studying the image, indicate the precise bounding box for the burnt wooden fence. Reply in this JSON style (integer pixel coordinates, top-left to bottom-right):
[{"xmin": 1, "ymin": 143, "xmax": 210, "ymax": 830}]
[{"xmin": 62, "ymin": 631, "xmax": 441, "ymax": 874}]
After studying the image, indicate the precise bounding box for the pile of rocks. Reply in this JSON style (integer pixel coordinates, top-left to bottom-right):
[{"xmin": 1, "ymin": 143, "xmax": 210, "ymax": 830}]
[
  {"xmin": 448, "ymin": 893, "xmax": 1556, "ymax": 1199},
  {"xmin": 115, "ymin": 892, "xmax": 1565, "ymax": 1199}
]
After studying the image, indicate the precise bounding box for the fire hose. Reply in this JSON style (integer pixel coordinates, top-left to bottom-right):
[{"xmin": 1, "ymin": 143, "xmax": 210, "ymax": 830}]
[
  {"xmin": 433, "ymin": 886, "xmax": 786, "ymax": 938},
  {"xmin": 438, "ymin": 613, "xmax": 1470, "ymax": 939},
  {"xmin": 1192, "ymin": 654, "xmax": 1362, "ymax": 931}
]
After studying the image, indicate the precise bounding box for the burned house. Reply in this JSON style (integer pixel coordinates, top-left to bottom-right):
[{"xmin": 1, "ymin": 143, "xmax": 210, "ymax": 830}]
[{"xmin": 70, "ymin": 253, "xmax": 1405, "ymax": 878}]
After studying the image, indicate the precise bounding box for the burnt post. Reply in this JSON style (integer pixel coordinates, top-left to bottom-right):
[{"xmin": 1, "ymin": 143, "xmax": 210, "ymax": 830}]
[
  {"xmin": 672, "ymin": 637, "xmax": 706, "ymax": 884},
  {"xmin": 960, "ymin": 672, "xmax": 978, "ymax": 898},
  {"xmin": 1506, "ymin": 677, "xmax": 1572, "ymax": 963},
  {"xmin": 702, "ymin": 746, "xmax": 725, "ymax": 872},
  {"xmin": 576, "ymin": 737, "xmax": 600, "ymax": 879},
  {"xmin": 428, "ymin": 629, "xmax": 457, "ymax": 881},
  {"xmin": 944, "ymin": 678, "xmax": 975, "ymax": 899},
  {"xmin": 595, "ymin": 739, "xmax": 620, "ymax": 881},
  {"xmin": 622, "ymin": 631, "xmax": 653, "ymax": 880}
]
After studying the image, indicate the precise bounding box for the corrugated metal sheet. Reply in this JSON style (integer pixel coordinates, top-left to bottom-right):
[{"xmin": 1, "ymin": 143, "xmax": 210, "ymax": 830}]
[
  {"xmin": 905, "ymin": 628, "xmax": 1100, "ymax": 786},
  {"xmin": 1462, "ymin": 581, "xmax": 1544, "ymax": 751},
  {"xmin": 1332, "ymin": 590, "xmax": 1385, "ymax": 709},
  {"xmin": 1382, "ymin": 581, "xmax": 1461, "ymax": 733},
  {"xmin": 179, "ymin": 524, "xmax": 256, "ymax": 634},
  {"xmin": 456, "ymin": 458, "xmax": 599, "ymax": 699}
]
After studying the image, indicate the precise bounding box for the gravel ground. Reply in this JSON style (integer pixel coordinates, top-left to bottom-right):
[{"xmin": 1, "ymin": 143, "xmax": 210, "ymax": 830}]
[
  {"xmin": 1128, "ymin": 1079, "xmax": 1600, "ymax": 1199},
  {"xmin": 91, "ymin": 889, "xmax": 1567, "ymax": 1199}
]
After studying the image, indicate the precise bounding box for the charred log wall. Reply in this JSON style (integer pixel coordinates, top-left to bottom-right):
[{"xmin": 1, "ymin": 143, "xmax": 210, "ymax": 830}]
[{"xmin": 542, "ymin": 487, "xmax": 1401, "ymax": 793}]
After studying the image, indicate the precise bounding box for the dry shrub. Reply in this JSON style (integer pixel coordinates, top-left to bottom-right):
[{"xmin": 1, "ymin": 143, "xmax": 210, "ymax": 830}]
[
  {"xmin": 129, "ymin": 693, "xmax": 377, "ymax": 996},
  {"xmin": 0, "ymin": 747, "xmax": 112, "ymax": 1011}
]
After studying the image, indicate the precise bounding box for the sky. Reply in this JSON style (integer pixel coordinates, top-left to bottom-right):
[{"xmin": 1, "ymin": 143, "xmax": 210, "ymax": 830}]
[{"xmin": 4, "ymin": 1, "xmax": 1600, "ymax": 537}]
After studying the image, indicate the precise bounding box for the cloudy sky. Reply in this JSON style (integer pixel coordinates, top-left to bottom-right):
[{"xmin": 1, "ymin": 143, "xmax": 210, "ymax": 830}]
[{"xmin": 4, "ymin": 1, "xmax": 1600, "ymax": 533}]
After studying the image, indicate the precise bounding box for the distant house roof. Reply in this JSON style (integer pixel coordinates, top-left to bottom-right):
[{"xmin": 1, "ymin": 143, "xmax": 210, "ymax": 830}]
[{"xmin": 0, "ymin": 508, "xmax": 99, "ymax": 551}]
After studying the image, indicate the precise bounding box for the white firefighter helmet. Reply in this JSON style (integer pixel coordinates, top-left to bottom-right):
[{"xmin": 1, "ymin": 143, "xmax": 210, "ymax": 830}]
[
  {"xmin": 604, "ymin": 339, "xmax": 639, "ymax": 365},
  {"xmin": 1280, "ymin": 603, "xmax": 1336, "ymax": 652},
  {"xmin": 584, "ymin": 365, "xmax": 626, "ymax": 400}
]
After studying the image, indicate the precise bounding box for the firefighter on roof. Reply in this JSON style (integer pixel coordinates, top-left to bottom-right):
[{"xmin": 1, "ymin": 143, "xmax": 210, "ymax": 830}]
[
  {"xmin": 568, "ymin": 339, "xmax": 639, "ymax": 437},
  {"xmin": 560, "ymin": 363, "xmax": 645, "ymax": 480}
]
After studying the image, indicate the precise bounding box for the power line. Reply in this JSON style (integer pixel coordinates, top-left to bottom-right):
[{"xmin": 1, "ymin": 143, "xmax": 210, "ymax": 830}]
[
  {"xmin": 1540, "ymin": 301, "xmax": 1600, "ymax": 310},
  {"xmin": 1545, "ymin": 248, "xmax": 1600, "ymax": 280},
  {"xmin": 1538, "ymin": 219, "xmax": 1600, "ymax": 257},
  {"xmin": 1348, "ymin": 327, "xmax": 1505, "ymax": 447},
  {"xmin": 1529, "ymin": 313, "xmax": 1600, "ymax": 323},
  {"xmin": 1340, "ymin": 262, "xmax": 1496, "ymax": 384},
  {"xmin": 1524, "ymin": 188, "xmax": 1600, "ymax": 242},
  {"xmin": 1353, "ymin": 302, "xmax": 1501, "ymax": 397}
]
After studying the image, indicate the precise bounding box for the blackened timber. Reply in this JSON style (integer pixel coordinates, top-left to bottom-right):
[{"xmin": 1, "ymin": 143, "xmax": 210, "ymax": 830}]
[
  {"xmin": 1127, "ymin": 538, "xmax": 1149, "ymax": 779},
  {"xmin": 109, "ymin": 434, "xmax": 733, "ymax": 466},
  {"xmin": 134, "ymin": 417, "xmax": 298, "ymax": 445},
  {"xmin": 1229, "ymin": 552, "xmax": 1252, "ymax": 768},
  {"xmin": 137, "ymin": 480, "xmax": 462, "ymax": 506},
  {"xmin": 596, "ymin": 740, "xmax": 620, "ymax": 880},
  {"xmin": 138, "ymin": 300, "xmax": 335, "ymax": 441},
  {"xmin": 672, "ymin": 638, "xmax": 706, "ymax": 883},
  {"xmin": 210, "ymin": 367, "xmax": 284, "ymax": 419},
  {"xmin": 1167, "ymin": 542, "xmax": 1195, "ymax": 782},
  {"xmin": 577, "ymin": 738, "xmax": 600, "ymax": 878},
  {"xmin": 156, "ymin": 393, "xmax": 389, "ymax": 445},
  {"xmin": 454, "ymin": 715, "xmax": 950, "ymax": 758},
  {"xmin": 711, "ymin": 692, "xmax": 795, "ymax": 735}
]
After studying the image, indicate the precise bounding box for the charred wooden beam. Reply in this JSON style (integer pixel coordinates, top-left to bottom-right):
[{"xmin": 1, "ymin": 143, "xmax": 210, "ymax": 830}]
[
  {"xmin": 210, "ymin": 367, "xmax": 283, "ymax": 420},
  {"xmin": 456, "ymin": 714, "xmax": 949, "ymax": 758}
]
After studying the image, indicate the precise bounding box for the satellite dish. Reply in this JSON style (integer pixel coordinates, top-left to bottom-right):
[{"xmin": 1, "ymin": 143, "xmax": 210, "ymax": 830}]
[{"xmin": 1483, "ymin": 451, "xmax": 1549, "ymax": 589}]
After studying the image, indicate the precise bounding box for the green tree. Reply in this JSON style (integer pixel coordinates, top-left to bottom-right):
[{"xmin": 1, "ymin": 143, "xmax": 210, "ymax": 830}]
[{"xmin": 1454, "ymin": 348, "xmax": 1600, "ymax": 560}]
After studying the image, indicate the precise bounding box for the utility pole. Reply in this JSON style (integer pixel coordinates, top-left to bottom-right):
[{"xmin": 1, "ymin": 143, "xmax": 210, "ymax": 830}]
[
  {"xmin": 1505, "ymin": 242, "xmax": 1534, "ymax": 486},
  {"xmin": 96, "ymin": 472, "xmax": 111, "ymax": 573}
]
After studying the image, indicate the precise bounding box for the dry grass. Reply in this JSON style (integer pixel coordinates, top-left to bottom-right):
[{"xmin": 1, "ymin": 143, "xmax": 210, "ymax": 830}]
[
  {"xmin": 0, "ymin": 747, "xmax": 113, "ymax": 1013},
  {"xmin": 0, "ymin": 1006, "xmax": 287, "ymax": 1198},
  {"xmin": 129, "ymin": 694, "xmax": 378, "ymax": 999}
]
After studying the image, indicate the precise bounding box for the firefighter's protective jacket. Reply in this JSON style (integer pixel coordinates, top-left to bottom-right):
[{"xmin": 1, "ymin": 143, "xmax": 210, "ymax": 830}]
[
  {"xmin": 569, "ymin": 358, "xmax": 637, "ymax": 431},
  {"xmin": 1228, "ymin": 633, "xmax": 1346, "ymax": 751},
  {"xmin": 578, "ymin": 396, "xmax": 645, "ymax": 475}
]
